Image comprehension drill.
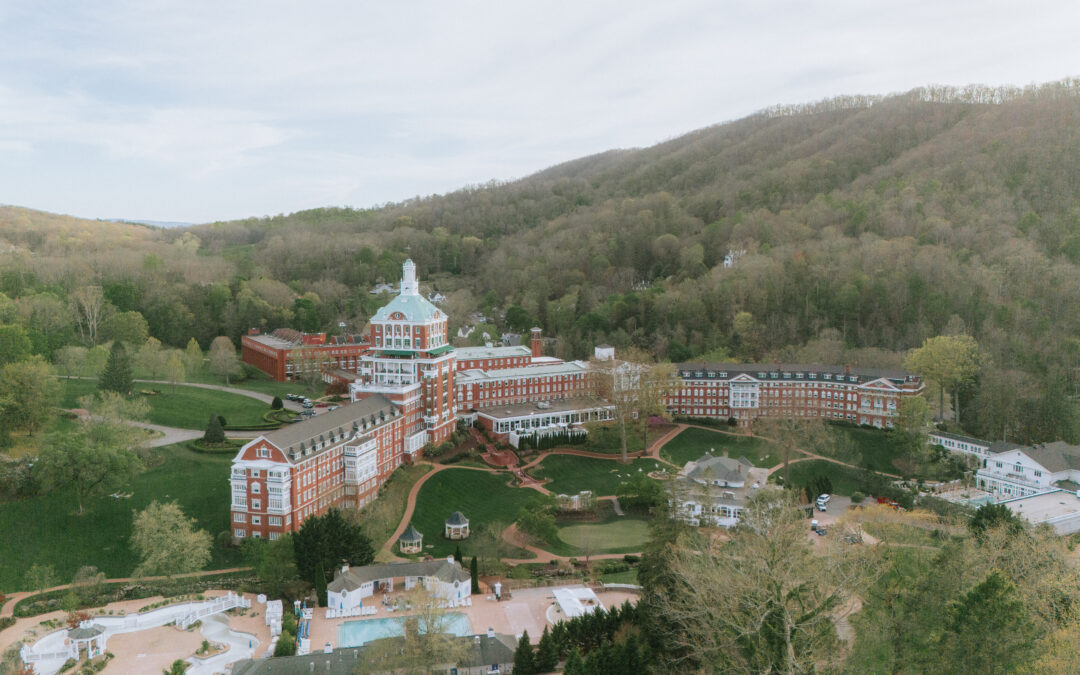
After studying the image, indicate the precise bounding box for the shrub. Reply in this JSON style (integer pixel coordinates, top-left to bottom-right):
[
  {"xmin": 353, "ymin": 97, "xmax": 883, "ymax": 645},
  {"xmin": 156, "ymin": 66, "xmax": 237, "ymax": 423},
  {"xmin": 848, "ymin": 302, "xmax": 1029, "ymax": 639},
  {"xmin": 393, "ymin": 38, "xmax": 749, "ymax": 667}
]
[
  {"xmin": 271, "ymin": 396, "xmax": 283, "ymax": 410},
  {"xmin": 851, "ymin": 491, "xmax": 866, "ymax": 504},
  {"xmin": 274, "ymin": 629, "xmax": 297, "ymax": 656}
]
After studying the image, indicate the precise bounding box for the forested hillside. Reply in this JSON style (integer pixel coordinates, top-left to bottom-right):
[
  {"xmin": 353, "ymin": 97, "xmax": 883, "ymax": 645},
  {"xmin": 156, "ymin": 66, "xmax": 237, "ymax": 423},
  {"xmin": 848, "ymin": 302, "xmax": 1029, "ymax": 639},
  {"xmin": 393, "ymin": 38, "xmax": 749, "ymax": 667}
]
[{"xmin": 3, "ymin": 82, "xmax": 1080, "ymax": 443}]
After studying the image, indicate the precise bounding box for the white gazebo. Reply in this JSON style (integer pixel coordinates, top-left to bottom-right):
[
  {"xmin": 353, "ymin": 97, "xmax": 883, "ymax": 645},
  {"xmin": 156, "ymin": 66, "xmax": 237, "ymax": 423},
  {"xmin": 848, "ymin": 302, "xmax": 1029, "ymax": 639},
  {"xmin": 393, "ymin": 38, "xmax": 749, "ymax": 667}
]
[
  {"xmin": 445, "ymin": 512, "xmax": 470, "ymax": 540},
  {"xmin": 66, "ymin": 623, "xmax": 108, "ymax": 660},
  {"xmin": 399, "ymin": 522, "xmax": 424, "ymax": 554}
]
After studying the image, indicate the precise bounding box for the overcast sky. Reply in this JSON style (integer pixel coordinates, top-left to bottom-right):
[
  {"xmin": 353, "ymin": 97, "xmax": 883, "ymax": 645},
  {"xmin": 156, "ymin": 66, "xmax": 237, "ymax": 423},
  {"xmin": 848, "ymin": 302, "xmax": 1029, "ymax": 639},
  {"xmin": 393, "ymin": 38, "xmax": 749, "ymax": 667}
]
[{"xmin": 1, "ymin": 1, "xmax": 1077, "ymax": 224}]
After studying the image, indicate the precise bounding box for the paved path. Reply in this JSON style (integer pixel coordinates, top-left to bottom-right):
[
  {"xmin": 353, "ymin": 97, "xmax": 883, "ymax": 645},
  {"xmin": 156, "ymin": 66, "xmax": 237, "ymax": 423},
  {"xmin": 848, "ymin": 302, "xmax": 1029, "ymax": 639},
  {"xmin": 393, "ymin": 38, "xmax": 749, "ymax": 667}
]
[
  {"xmin": 379, "ymin": 463, "xmax": 505, "ymax": 556},
  {"xmin": 0, "ymin": 567, "xmax": 252, "ymax": 617}
]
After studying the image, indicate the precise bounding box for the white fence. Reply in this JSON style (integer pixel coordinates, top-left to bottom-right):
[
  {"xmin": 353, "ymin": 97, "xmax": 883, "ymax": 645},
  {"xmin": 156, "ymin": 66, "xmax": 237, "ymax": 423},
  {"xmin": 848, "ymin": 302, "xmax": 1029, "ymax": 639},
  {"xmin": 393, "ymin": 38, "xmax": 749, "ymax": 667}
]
[{"xmin": 179, "ymin": 591, "xmax": 250, "ymax": 629}]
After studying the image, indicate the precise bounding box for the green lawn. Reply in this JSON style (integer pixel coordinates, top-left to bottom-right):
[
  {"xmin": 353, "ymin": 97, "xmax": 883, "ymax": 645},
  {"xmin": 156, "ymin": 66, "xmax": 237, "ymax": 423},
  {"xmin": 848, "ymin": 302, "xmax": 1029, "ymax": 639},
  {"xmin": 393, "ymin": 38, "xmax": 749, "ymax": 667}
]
[
  {"xmin": 409, "ymin": 469, "xmax": 538, "ymax": 559},
  {"xmin": 0, "ymin": 443, "xmax": 242, "ymax": 592},
  {"xmin": 661, "ymin": 427, "xmax": 777, "ymax": 468},
  {"xmin": 599, "ymin": 568, "xmax": 640, "ymax": 585},
  {"xmin": 558, "ymin": 519, "xmax": 650, "ymax": 551},
  {"xmin": 60, "ymin": 378, "xmax": 272, "ymax": 429},
  {"xmin": 832, "ymin": 426, "xmax": 912, "ymax": 475},
  {"xmin": 531, "ymin": 455, "xmax": 662, "ymax": 496},
  {"xmin": 768, "ymin": 459, "xmax": 867, "ymax": 496}
]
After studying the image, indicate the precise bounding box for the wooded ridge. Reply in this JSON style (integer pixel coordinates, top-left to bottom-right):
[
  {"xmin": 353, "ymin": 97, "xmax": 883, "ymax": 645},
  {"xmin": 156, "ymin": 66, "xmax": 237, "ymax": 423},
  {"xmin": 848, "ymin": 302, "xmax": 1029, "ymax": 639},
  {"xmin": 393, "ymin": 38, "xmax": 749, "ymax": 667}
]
[{"xmin": 2, "ymin": 81, "xmax": 1079, "ymax": 443}]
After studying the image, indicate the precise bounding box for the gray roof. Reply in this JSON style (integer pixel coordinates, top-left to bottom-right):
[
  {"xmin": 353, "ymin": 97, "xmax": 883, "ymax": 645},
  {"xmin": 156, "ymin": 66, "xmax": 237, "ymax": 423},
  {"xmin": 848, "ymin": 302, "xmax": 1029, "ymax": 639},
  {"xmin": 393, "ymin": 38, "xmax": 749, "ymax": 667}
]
[
  {"xmin": 687, "ymin": 454, "xmax": 754, "ymax": 484},
  {"xmin": 399, "ymin": 523, "xmax": 422, "ymax": 542},
  {"xmin": 327, "ymin": 559, "xmax": 471, "ymax": 593},
  {"xmin": 676, "ymin": 362, "xmax": 917, "ymax": 385},
  {"xmin": 231, "ymin": 647, "xmax": 364, "ymax": 675},
  {"xmin": 68, "ymin": 624, "xmax": 106, "ymax": 639},
  {"xmin": 929, "ymin": 430, "xmax": 990, "ymax": 445},
  {"xmin": 997, "ymin": 441, "xmax": 1080, "ymax": 473},
  {"xmin": 259, "ymin": 396, "xmax": 396, "ymax": 462},
  {"xmin": 230, "ymin": 635, "xmax": 516, "ymax": 674},
  {"xmin": 446, "ymin": 511, "xmax": 469, "ymax": 526}
]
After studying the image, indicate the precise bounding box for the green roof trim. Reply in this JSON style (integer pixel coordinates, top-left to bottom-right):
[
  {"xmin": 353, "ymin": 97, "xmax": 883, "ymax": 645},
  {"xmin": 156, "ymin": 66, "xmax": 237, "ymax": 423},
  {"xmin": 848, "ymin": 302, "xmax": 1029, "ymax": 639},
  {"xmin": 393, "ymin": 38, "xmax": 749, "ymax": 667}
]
[
  {"xmin": 427, "ymin": 344, "xmax": 453, "ymax": 355},
  {"xmin": 379, "ymin": 350, "xmax": 414, "ymax": 357}
]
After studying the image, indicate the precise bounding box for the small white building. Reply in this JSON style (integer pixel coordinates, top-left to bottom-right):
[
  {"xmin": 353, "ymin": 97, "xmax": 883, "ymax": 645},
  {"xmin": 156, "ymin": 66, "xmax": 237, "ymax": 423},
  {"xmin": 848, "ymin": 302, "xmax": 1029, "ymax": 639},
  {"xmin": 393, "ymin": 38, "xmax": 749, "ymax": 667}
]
[
  {"xmin": 928, "ymin": 431, "xmax": 993, "ymax": 458},
  {"xmin": 326, "ymin": 559, "xmax": 472, "ymax": 612}
]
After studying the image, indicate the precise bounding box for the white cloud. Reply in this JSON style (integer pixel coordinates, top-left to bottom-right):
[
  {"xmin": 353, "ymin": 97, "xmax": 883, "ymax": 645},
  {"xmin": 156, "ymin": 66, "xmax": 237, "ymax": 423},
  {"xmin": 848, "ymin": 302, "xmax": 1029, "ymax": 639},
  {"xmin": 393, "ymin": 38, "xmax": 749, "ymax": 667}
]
[{"xmin": 0, "ymin": 0, "xmax": 1078, "ymax": 222}]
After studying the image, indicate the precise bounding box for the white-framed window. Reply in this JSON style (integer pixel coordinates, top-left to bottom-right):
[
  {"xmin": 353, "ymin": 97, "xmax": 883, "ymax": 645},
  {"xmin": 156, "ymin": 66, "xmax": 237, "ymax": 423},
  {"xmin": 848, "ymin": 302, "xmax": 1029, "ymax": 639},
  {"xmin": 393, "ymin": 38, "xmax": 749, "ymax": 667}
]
[
  {"xmin": 251, "ymin": 482, "xmax": 261, "ymax": 494},
  {"xmin": 234, "ymin": 528, "xmax": 246, "ymax": 538},
  {"xmin": 233, "ymin": 513, "xmax": 246, "ymax": 522},
  {"xmin": 251, "ymin": 516, "xmax": 261, "ymax": 525},
  {"xmin": 252, "ymin": 499, "xmax": 261, "ymax": 510},
  {"xmin": 270, "ymin": 516, "xmax": 282, "ymax": 526}
]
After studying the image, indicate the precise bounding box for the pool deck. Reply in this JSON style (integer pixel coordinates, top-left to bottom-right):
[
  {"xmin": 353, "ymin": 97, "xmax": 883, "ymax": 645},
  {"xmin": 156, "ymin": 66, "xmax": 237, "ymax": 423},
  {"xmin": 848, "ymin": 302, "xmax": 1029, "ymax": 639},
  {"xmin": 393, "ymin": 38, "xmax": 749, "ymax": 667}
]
[{"xmin": 307, "ymin": 586, "xmax": 637, "ymax": 650}]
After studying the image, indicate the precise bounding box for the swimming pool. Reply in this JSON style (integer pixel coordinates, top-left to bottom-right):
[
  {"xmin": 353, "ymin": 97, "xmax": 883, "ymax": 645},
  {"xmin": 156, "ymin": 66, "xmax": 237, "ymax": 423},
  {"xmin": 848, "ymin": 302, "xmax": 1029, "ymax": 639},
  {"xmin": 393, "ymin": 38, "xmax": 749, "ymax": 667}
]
[{"xmin": 338, "ymin": 612, "xmax": 473, "ymax": 647}]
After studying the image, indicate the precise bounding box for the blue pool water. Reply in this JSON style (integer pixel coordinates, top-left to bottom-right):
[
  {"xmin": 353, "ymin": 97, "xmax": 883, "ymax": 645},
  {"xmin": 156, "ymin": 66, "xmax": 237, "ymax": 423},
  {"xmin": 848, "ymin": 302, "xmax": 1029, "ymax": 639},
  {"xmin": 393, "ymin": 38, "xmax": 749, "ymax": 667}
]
[
  {"xmin": 338, "ymin": 612, "xmax": 473, "ymax": 647},
  {"xmin": 964, "ymin": 495, "xmax": 995, "ymax": 507}
]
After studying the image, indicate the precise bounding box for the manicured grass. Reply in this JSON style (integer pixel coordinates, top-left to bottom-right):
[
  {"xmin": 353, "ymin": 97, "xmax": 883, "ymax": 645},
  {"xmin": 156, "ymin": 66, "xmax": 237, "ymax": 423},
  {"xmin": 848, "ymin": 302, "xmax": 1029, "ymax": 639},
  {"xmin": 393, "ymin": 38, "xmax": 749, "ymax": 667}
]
[
  {"xmin": 599, "ymin": 568, "xmax": 640, "ymax": 585},
  {"xmin": 0, "ymin": 443, "xmax": 243, "ymax": 592},
  {"xmin": 60, "ymin": 378, "xmax": 272, "ymax": 430},
  {"xmin": 531, "ymin": 455, "xmax": 662, "ymax": 496},
  {"xmin": 661, "ymin": 427, "xmax": 778, "ymax": 468},
  {"xmin": 768, "ymin": 459, "xmax": 866, "ymax": 496},
  {"xmin": 558, "ymin": 520, "xmax": 650, "ymax": 551},
  {"xmin": 409, "ymin": 468, "xmax": 539, "ymax": 559},
  {"xmin": 832, "ymin": 426, "xmax": 911, "ymax": 475}
]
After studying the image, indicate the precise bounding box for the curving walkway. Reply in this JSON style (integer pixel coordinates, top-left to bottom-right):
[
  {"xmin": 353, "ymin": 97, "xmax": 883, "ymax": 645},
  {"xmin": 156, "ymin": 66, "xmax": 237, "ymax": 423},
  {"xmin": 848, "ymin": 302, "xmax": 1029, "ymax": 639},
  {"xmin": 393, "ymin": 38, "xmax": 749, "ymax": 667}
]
[
  {"xmin": 0, "ymin": 567, "xmax": 252, "ymax": 617},
  {"xmin": 186, "ymin": 612, "xmax": 260, "ymax": 674}
]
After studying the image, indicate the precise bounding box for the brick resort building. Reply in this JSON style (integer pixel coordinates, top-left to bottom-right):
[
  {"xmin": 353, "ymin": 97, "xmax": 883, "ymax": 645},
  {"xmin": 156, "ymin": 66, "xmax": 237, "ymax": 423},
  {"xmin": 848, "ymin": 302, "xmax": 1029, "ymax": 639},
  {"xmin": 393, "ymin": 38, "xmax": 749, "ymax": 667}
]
[{"xmin": 231, "ymin": 260, "xmax": 924, "ymax": 539}]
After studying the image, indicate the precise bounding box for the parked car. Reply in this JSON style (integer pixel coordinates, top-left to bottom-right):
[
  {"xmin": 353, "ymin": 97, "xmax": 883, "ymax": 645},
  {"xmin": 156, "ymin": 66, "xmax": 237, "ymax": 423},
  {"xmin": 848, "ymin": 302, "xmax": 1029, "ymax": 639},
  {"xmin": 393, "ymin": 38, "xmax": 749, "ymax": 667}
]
[
  {"xmin": 328, "ymin": 405, "xmax": 340, "ymax": 411},
  {"xmin": 315, "ymin": 402, "xmax": 329, "ymax": 408},
  {"xmin": 286, "ymin": 393, "xmax": 300, "ymax": 401},
  {"xmin": 302, "ymin": 400, "xmax": 314, "ymax": 409}
]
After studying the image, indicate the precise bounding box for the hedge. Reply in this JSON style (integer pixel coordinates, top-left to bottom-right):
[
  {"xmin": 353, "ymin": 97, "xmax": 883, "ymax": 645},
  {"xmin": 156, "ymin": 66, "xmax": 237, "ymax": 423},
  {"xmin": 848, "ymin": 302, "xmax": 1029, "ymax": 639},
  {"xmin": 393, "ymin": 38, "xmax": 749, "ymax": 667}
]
[{"xmin": 14, "ymin": 572, "xmax": 253, "ymax": 618}]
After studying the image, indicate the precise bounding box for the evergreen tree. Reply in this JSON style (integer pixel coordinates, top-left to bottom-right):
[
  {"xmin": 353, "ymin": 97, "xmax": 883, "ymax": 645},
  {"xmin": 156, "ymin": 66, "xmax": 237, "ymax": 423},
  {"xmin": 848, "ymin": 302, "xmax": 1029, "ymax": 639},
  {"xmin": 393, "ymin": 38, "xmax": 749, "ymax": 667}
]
[
  {"xmin": 513, "ymin": 630, "xmax": 535, "ymax": 675},
  {"xmin": 203, "ymin": 414, "xmax": 225, "ymax": 444},
  {"xmin": 314, "ymin": 564, "xmax": 327, "ymax": 607},
  {"xmin": 536, "ymin": 625, "xmax": 559, "ymax": 673},
  {"xmin": 455, "ymin": 543, "xmax": 463, "ymax": 563},
  {"xmin": 470, "ymin": 556, "xmax": 480, "ymax": 594},
  {"xmin": 271, "ymin": 395, "xmax": 283, "ymax": 410},
  {"xmin": 562, "ymin": 646, "xmax": 586, "ymax": 675},
  {"xmin": 99, "ymin": 341, "xmax": 133, "ymax": 395}
]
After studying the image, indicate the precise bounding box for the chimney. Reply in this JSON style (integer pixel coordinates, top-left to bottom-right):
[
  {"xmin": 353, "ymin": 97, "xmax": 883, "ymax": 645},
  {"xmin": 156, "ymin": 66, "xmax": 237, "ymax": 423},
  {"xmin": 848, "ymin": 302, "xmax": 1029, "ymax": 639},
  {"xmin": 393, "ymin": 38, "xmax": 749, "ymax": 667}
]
[
  {"xmin": 341, "ymin": 564, "xmax": 349, "ymax": 576},
  {"xmin": 531, "ymin": 327, "xmax": 543, "ymax": 358},
  {"xmin": 248, "ymin": 327, "xmax": 260, "ymax": 336},
  {"xmin": 487, "ymin": 627, "xmax": 496, "ymax": 639}
]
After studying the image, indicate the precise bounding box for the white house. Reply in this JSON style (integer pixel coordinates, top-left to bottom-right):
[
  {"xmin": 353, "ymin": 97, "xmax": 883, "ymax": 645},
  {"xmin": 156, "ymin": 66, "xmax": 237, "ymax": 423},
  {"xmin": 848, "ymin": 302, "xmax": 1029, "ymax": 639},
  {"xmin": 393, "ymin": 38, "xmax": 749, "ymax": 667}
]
[
  {"xmin": 977, "ymin": 441, "xmax": 1080, "ymax": 500},
  {"xmin": 326, "ymin": 558, "xmax": 471, "ymax": 611},
  {"xmin": 671, "ymin": 452, "xmax": 770, "ymax": 527}
]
